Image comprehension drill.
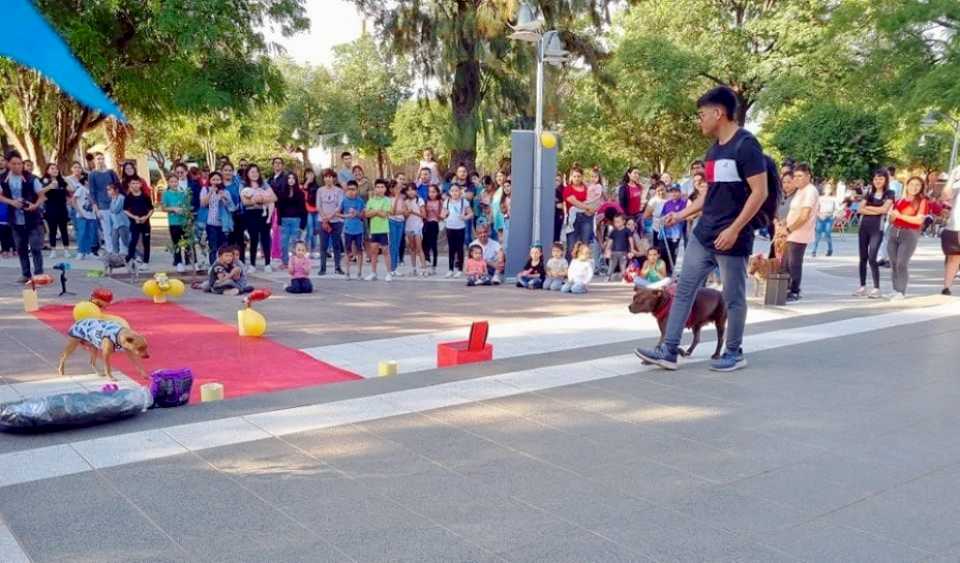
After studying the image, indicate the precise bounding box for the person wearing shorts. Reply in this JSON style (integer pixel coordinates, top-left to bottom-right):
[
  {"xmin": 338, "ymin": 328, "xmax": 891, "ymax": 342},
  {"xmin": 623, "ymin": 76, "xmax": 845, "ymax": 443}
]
[
  {"xmin": 364, "ymin": 179, "xmax": 393, "ymax": 281},
  {"xmin": 403, "ymin": 184, "xmax": 427, "ymax": 275},
  {"xmin": 941, "ymin": 177, "xmax": 960, "ymax": 295},
  {"xmin": 340, "ymin": 181, "xmax": 366, "ymax": 280}
]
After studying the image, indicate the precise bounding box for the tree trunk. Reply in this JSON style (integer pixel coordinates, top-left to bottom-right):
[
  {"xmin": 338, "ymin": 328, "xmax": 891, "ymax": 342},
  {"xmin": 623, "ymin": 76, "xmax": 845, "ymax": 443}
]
[
  {"xmin": 376, "ymin": 147, "xmax": 385, "ymax": 178},
  {"xmin": 105, "ymin": 119, "xmax": 131, "ymax": 166},
  {"xmin": 299, "ymin": 147, "xmax": 312, "ymax": 172},
  {"xmin": 450, "ymin": 7, "xmax": 480, "ymax": 173},
  {"xmin": 735, "ymin": 94, "xmax": 752, "ymax": 127}
]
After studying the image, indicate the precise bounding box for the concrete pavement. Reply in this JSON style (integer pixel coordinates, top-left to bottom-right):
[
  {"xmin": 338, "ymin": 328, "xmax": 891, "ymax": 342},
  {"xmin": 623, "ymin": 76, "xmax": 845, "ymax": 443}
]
[{"xmin": 1, "ymin": 234, "xmax": 959, "ymax": 562}]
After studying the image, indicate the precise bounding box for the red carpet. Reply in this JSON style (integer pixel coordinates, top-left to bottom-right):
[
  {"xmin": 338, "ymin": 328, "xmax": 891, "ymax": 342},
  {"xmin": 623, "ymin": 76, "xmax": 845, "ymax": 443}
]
[{"xmin": 34, "ymin": 299, "xmax": 362, "ymax": 402}]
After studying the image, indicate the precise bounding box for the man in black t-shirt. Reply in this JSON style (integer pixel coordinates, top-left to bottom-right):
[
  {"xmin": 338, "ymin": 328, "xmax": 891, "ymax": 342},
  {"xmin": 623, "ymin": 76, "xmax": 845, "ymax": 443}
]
[{"xmin": 635, "ymin": 86, "xmax": 768, "ymax": 372}]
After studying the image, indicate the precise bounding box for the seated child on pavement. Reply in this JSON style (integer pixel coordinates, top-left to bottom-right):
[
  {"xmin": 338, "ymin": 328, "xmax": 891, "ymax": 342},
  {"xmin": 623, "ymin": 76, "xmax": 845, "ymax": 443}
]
[{"xmin": 544, "ymin": 242, "xmax": 568, "ymax": 291}]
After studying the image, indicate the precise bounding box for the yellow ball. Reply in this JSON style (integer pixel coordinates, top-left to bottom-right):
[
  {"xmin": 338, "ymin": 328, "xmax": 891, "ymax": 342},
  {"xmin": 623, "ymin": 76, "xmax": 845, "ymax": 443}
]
[
  {"xmin": 239, "ymin": 308, "xmax": 267, "ymax": 337},
  {"xmin": 167, "ymin": 278, "xmax": 186, "ymax": 298},
  {"xmin": 142, "ymin": 279, "xmax": 161, "ymax": 298},
  {"xmin": 72, "ymin": 301, "xmax": 102, "ymax": 321},
  {"xmin": 541, "ymin": 131, "xmax": 557, "ymax": 150}
]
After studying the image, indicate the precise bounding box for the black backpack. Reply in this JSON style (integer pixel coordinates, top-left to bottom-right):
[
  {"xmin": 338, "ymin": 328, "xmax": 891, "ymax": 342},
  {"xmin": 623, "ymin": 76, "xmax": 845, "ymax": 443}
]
[{"xmin": 733, "ymin": 134, "xmax": 782, "ymax": 231}]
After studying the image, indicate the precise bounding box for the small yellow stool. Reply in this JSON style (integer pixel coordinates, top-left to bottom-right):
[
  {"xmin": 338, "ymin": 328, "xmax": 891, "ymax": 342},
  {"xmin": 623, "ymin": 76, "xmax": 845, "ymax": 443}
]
[
  {"xmin": 200, "ymin": 382, "xmax": 224, "ymax": 402},
  {"xmin": 378, "ymin": 361, "xmax": 398, "ymax": 377}
]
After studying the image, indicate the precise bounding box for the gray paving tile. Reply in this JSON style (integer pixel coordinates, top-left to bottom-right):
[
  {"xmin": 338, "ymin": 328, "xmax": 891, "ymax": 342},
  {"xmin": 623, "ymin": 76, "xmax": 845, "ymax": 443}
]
[
  {"xmin": 501, "ymin": 528, "xmax": 652, "ymax": 562},
  {"xmin": 283, "ymin": 424, "xmax": 441, "ymax": 478},
  {"xmin": 814, "ymin": 495, "xmax": 960, "ymax": 553},
  {"xmin": 584, "ymin": 457, "xmax": 714, "ymax": 506},
  {"xmin": 320, "ymin": 525, "xmax": 500, "ymax": 562},
  {"xmin": 0, "ymin": 472, "xmax": 183, "ymax": 563},
  {"xmin": 352, "ymin": 467, "xmax": 578, "ymax": 555},
  {"xmin": 356, "ymin": 412, "xmax": 516, "ymax": 470},
  {"xmin": 593, "ymin": 503, "xmax": 798, "ymax": 563},
  {"xmin": 666, "ymin": 483, "xmax": 808, "ymax": 534},
  {"xmin": 103, "ymin": 454, "xmax": 312, "ymax": 555},
  {"xmin": 757, "ymin": 519, "xmax": 933, "ymax": 562},
  {"xmin": 196, "ymin": 437, "xmax": 347, "ymax": 506}
]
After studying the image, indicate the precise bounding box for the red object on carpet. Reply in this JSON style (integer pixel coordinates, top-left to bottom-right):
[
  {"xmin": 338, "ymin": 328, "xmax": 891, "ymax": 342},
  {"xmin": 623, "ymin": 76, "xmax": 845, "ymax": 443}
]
[{"xmin": 34, "ymin": 299, "xmax": 361, "ymax": 402}]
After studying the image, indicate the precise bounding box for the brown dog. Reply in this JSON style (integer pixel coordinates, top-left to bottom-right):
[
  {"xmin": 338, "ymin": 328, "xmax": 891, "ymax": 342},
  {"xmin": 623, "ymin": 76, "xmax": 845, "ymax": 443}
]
[
  {"xmin": 58, "ymin": 319, "xmax": 149, "ymax": 380},
  {"xmin": 748, "ymin": 254, "xmax": 781, "ymax": 297},
  {"xmin": 629, "ymin": 286, "xmax": 726, "ymax": 359}
]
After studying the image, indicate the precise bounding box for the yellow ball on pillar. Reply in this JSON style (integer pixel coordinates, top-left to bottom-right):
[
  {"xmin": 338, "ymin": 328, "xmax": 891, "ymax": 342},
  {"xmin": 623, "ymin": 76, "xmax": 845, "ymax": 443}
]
[{"xmin": 540, "ymin": 131, "xmax": 557, "ymax": 150}]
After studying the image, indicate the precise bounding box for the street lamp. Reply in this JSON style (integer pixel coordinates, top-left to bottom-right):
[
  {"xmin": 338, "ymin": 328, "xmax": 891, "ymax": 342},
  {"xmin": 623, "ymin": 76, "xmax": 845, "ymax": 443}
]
[
  {"xmin": 922, "ymin": 111, "xmax": 960, "ymax": 190},
  {"xmin": 510, "ymin": 2, "xmax": 569, "ymax": 245}
]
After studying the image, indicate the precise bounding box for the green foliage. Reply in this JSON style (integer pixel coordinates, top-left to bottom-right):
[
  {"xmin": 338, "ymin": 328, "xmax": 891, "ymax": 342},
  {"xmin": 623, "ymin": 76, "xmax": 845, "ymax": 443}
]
[
  {"xmin": 831, "ymin": 0, "xmax": 960, "ymax": 115},
  {"xmin": 351, "ymin": 0, "xmax": 615, "ymax": 169},
  {"xmin": 332, "ymin": 35, "xmax": 408, "ymax": 169},
  {"xmin": 275, "ymin": 60, "xmax": 353, "ymax": 164},
  {"xmin": 388, "ymin": 100, "xmax": 455, "ymax": 167},
  {"xmin": 898, "ymin": 126, "xmax": 956, "ymax": 174},
  {"xmin": 770, "ymin": 102, "xmax": 889, "ymax": 181},
  {"xmin": 615, "ymin": 0, "xmax": 836, "ymax": 124},
  {"xmin": 0, "ymin": 0, "xmax": 307, "ymax": 167}
]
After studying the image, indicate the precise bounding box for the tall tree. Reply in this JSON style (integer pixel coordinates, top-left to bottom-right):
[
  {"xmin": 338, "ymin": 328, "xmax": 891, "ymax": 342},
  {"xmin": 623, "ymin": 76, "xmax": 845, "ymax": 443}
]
[
  {"xmin": 831, "ymin": 0, "xmax": 960, "ymax": 115},
  {"xmin": 769, "ymin": 102, "xmax": 889, "ymax": 181},
  {"xmin": 332, "ymin": 35, "xmax": 408, "ymax": 177},
  {"xmin": 388, "ymin": 99, "xmax": 456, "ymax": 169},
  {"xmin": 616, "ymin": 0, "xmax": 836, "ymax": 125},
  {"xmin": 276, "ymin": 61, "xmax": 353, "ymax": 170},
  {"xmin": 351, "ymin": 0, "xmax": 612, "ymax": 171},
  {"xmin": 0, "ymin": 0, "xmax": 308, "ymax": 168}
]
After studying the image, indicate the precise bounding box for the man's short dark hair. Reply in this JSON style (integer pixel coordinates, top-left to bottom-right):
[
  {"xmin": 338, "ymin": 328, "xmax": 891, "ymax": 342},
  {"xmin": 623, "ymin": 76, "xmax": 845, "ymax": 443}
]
[
  {"xmin": 888, "ymin": 166, "xmax": 897, "ymax": 174},
  {"xmin": 341, "ymin": 151, "xmax": 352, "ymax": 159},
  {"xmin": 697, "ymin": 86, "xmax": 738, "ymax": 121},
  {"xmin": 691, "ymin": 160, "xmax": 704, "ymax": 169},
  {"xmin": 346, "ymin": 180, "xmax": 358, "ymax": 188},
  {"xmin": 272, "ymin": 157, "xmax": 284, "ymax": 165},
  {"xmin": 374, "ymin": 178, "xmax": 388, "ymax": 188},
  {"xmin": 794, "ymin": 163, "xmax": 812, "ymax": 175},
  {"xmin": 174, "ymin": 162, "xmax": 188, "ymax": 171}
]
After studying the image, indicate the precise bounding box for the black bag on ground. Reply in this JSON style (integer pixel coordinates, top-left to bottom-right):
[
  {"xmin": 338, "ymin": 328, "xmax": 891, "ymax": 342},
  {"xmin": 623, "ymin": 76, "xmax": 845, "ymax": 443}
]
[{"xmin": 0, "ymin": 388, "xmax": 152, "ymax": 433}]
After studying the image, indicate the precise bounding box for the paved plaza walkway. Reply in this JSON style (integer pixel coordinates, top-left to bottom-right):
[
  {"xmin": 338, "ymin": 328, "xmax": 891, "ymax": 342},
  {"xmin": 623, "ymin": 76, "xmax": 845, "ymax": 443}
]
[{"xmin": 1, "ymin": 236, "xmax": 959, "ymax": 562}]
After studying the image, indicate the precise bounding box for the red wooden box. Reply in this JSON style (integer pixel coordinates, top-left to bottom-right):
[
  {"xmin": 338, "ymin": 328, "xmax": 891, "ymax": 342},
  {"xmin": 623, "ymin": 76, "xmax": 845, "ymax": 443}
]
[{"xmin": 437, "ymin": 321, "xmax": 493, "ymax": 367}]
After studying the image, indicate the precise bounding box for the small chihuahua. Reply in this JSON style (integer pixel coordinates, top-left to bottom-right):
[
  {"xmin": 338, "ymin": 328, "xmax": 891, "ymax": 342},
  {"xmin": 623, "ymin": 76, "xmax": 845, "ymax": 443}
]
[{"xmin": 58, "ymin": 319, "xmax": 150, "ymax": 380}]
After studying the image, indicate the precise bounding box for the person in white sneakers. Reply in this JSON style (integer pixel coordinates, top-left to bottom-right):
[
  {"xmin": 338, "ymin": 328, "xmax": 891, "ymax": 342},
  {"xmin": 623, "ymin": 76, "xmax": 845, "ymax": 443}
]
[{"xmin": 469, "ymin": 224, "xmax": 505, "ymax": 285}]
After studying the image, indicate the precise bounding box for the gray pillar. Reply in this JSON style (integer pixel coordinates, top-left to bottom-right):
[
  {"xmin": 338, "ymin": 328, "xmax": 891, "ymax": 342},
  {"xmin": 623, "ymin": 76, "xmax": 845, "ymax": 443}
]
[{"xmin": 506, "ymin": 130, "xmax": 558, "ymax": 277}]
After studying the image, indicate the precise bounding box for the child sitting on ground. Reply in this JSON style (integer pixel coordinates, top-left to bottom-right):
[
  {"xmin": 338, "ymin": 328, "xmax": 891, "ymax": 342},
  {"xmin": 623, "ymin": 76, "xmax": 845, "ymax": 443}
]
[
  {"xmin": 286, "ymin": 241, "xmax": 313, "ymax": 294},
  {"xmin": 208, "ymin": 246, "xmax": 244, "ymax": 295},
  {"xmin": 465, "ymin": 243, "xmax": 492, "ymax": 286},
  {"xmin": 562, "ymin": 242, "xmax": 594, "ymax": 294},
  {"xmin": 516, "ymin": 244, "xmax": 546, "ymax": 289},
  {"xmin": 635, "ymin": 246, "xmax": 671, "ymax": 289},
  {"xmin": 544, "ymin": 242, "xmax": 568, "ymax": 291}
]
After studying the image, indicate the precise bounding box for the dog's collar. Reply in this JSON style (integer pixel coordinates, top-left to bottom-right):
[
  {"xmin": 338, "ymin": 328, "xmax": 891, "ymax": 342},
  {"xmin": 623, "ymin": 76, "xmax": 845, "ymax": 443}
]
[{"xmin": 653, "ymin": 291, "xmax": 673, "ymax": 322}]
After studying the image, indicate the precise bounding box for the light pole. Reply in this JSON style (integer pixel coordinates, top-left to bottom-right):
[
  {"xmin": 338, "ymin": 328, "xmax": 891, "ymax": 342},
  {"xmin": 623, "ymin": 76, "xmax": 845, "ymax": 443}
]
[
  {"xmin": 510, "ymin": 3, "xmax": 568, "ymax": 245},
  {"xmin": 923, "ymin": 111, "xmax": 960, "ymax": 191}
]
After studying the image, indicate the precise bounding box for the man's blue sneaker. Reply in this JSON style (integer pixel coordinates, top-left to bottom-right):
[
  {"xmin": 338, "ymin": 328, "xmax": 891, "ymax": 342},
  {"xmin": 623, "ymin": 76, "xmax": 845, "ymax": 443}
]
[
  {"xmin": 710, "ymin": 349, "xmax": 747, "ymax": 372},
  {"xmin": 634, "ymin": 345, "xmax": 678, "ymax": 371}
]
